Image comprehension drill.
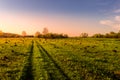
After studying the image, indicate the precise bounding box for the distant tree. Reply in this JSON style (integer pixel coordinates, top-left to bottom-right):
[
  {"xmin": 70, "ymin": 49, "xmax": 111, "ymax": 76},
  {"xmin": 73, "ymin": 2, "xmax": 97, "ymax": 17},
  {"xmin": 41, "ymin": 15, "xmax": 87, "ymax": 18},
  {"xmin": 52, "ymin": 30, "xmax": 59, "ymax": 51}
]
[
  {"xmin": 105, "ymin": 33, "xmax": 110, "ymax": 38},
  {"xmin": 80, "ymin": 33, "xmax": 88, "ymax": 38},
  {"xmin": 42, "ymin": 27, "xmax": 49, "ymax": 35},
  {"xmin": 34, "ymin": 31, "xmax": 41, "ymax": 37},
  {"xmin": 117, "ymin": 30, "xmax": 120, "ymax": 38},
  {"xmin": 63, "ymin": 34, "xmax": 68, "ymax": 38},
  {"xmin": 92, "ymin": 33, "xmax": 104, "ymax": 38},
  {"xmin": 118, "ymin": 30, "xmax": 120, "ymax": 33},
  {"xmin": 22, "ymin": 31, "xmax": 27, "ymax": 37},
  {"xmin": 44, "ymin": 33, "xmax": 52, "ymax": 38},
  {"xmin": 108, "ymin": 31, "xmax": 117, "ymax": 38},
  {"xmin": 0, "ymin": 30, "xmax": 3, "ymax": 36},
  {"xmin": 42, "ymin": 33, "xmax": 68, "ymax": 39},
  {"xmin": 110, "ymin": 31, "xmax": 115, "ymax": 34}
]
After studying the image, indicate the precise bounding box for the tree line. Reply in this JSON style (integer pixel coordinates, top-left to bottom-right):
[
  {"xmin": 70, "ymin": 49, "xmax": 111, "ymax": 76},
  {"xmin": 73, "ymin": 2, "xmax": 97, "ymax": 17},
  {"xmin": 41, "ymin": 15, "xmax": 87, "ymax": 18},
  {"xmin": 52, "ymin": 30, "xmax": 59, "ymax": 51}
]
[
  {"xmin": 1, "ymin": 28, "xmax": 120, "ymax": 38},
  {"xmin": 91, "ymin": 31, "xmax": 120, "ymax": 38},
  {"xmin": 79, "ymin": 31, "xmax": 120, "ymax": 38},
  {"xmin": 0, "ymin": 28, "xmax": 68, "ymax": 38},
  {"xmin": 22, "ymin": 28, "xmax": 68, "ymax": 38}
]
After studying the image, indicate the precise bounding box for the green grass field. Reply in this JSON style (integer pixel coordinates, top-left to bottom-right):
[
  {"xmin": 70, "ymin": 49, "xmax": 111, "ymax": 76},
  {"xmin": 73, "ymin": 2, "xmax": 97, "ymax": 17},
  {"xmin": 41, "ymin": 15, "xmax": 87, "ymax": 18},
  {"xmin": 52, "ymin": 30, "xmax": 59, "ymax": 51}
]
[{"xmin": 0, "ymin": 38, "xmax": 120, "ymax": 80}]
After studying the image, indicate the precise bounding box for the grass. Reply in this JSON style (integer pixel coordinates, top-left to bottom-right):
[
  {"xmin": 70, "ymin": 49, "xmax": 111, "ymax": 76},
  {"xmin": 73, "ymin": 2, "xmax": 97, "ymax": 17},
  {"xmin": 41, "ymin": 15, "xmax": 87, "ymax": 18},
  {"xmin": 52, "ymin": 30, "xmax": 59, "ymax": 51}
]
[{"xmin": 0, "ymin": 38, "xmax": 120, "ymax": 80}]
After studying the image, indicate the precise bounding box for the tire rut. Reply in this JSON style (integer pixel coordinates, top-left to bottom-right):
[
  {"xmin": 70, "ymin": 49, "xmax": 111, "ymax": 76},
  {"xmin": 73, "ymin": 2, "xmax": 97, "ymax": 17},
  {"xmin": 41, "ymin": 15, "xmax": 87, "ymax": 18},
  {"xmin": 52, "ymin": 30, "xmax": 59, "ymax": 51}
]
[
  {"xmin": 20, "ymin": 41, "xmax": 34, "ymax": 80},
  {"xmin": 36, "ymin": 41, "xmax": 70, "ymax": 80}
]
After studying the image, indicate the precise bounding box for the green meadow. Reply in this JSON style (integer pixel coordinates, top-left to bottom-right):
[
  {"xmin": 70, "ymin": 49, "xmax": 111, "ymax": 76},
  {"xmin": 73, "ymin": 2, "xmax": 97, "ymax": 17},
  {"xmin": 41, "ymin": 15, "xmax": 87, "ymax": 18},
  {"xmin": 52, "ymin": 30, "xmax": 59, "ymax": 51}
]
[{"xmin": 0, "ymin": 38, "xmax": 120, "ymax": 80}]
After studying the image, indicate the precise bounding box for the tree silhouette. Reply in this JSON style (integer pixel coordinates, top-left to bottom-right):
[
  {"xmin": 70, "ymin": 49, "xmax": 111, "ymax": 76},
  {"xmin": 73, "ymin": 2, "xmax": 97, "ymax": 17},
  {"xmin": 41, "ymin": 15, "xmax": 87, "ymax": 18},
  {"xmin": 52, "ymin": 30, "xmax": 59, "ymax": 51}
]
[
  {"xmin": 80, "ymin": 33, "xmax": 88, "ymax": 38},
  {"xmin": 42, "ymin": 27, "xmax": 49, "ymax": 35},
  {"xmin": 34, "ymin": 31, "xmax": 41, "ymax": 37},
  {"xmin": 22, "ymin": 31, "xmax": 27, "ymax": 37},
  {"xmin": 0, "ymin": 30, "xmax": 3, "ymax": 37}
]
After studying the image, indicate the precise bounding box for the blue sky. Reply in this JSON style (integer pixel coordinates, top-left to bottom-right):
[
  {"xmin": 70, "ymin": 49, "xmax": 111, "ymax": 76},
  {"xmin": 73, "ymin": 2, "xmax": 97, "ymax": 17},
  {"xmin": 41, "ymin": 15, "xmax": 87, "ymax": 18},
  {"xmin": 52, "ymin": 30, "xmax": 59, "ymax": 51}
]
[
  {"xmin": 0, "ymin": 0, "xmax": 120, "ymax": 36},
  {"xmin": 0, "ymin": 0, "xmax": 116, "ymax": 15}
]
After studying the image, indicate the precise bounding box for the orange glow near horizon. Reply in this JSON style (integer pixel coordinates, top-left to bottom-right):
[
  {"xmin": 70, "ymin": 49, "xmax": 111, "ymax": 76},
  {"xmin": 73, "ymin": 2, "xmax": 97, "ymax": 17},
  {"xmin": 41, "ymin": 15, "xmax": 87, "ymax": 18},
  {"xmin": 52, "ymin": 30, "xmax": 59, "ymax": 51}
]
[
  {"xmin": 0, "ymin": 0, "xmax": 120, "ymax": 37},
  {"xmin": 0, "ymin": 11, "xmax": 113, "ymax": 36}
]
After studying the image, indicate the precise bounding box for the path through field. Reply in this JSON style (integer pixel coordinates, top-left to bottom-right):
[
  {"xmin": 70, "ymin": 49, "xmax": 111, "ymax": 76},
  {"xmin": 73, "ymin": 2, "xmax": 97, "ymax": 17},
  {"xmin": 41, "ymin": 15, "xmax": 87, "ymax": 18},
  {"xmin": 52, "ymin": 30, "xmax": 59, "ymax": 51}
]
[
  {"xmin": 20, "ymin": 40, "xmax": 70, "ymax": 80},
  {"xmin": 20, "ymin": 41, "xmax": 34, "ymax": 80}
]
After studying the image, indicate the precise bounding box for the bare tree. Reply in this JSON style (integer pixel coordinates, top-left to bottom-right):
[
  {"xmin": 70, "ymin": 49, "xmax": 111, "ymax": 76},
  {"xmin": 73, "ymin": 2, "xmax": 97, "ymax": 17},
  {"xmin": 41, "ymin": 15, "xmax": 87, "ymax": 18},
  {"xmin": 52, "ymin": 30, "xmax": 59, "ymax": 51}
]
[
  {"xmin": 22, "ymin": 31, "xmax": 27, "ymax": 37},
  {"xmin": 34, "ymin": 31, "xmax": 41, "ymax": 37},
  {"xmin": 0, "ymin": 30, "xmax": 3, "ymax": 36},
  {"xmin": 42, "ymin": 27, "xmax": 49, "ymax": 35}
]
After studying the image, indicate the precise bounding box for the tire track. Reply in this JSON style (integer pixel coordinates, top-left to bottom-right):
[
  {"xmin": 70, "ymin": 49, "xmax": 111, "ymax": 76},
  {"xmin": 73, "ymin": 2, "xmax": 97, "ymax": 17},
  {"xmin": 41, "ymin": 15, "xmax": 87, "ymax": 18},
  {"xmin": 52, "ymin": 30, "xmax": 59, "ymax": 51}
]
[
  {"xmin": 32, "ymin": 41, "xmax": 49, "ymax": 80},
  {"xmin": 20, "ymin": 41, "xmax": 34, "ymax": 80},
  {"xmin": 36, "ymin": 41, "xmax": 70, "ymax": 80}
]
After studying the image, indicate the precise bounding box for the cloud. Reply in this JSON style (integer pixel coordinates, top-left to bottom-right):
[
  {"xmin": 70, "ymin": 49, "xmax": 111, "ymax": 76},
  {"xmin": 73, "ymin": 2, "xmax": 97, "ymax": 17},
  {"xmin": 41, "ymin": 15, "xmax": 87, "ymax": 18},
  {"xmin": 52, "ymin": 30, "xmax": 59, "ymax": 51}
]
[
  {"xmin": 115, "ymin": 16, "xmax": 120, "ymax": 21},
  {"xmin": 100, "ymin": 16, "xmax": 120, "ymax": 30},
  {"xmin": 114, "ymin": 9, "xmax": 120, "ymax": 13},
  {"xmin": 100, "ymin": 20, "xmax": 113, "ymax": 26}
]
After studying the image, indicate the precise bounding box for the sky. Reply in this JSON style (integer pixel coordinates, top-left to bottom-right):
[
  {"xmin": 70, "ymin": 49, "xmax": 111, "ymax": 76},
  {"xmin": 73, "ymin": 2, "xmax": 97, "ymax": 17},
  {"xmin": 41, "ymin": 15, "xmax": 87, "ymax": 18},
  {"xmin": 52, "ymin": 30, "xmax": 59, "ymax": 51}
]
[{"xmin": 0, "ymin": 0, "xmax": 120, "ymax": 36}]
